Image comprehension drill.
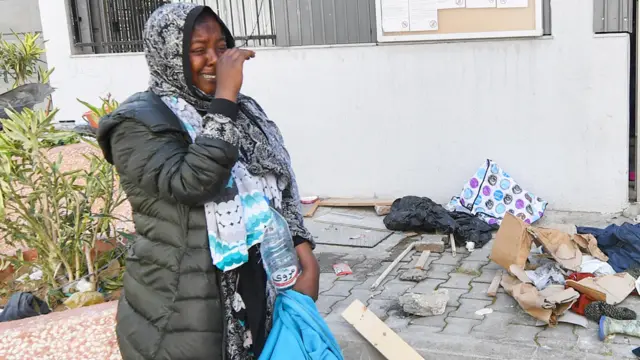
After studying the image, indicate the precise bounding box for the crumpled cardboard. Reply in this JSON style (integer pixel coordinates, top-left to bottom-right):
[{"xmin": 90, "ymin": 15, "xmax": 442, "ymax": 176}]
[
  {"xmin": 490, "ymin": 213, "xmax": 533, "ymax": 270},
  {"xmin": 501, "ymin": 265, "xmax": 579, "ymax": 326},
  {"xmin": 565, "ymin": 273, "xmax": 635, "ymax": 305},
  {"xmin": 490, "ymin": 213, "xmax": 607, "ymax": 272}
]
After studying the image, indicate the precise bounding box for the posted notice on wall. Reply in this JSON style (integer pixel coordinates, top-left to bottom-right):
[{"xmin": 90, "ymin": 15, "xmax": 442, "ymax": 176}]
[
  {"xmin": 437, "ymin": 0, "xmax": 465, "ymax": 9},
  {"xmin": 381, "ymin": 0, "xmax": 410, "ymax": 32},
  {"xmin": 409, "ymin": 0, "xmax": 439, "ymax": 31},
  {"xmin": 496, "ymin": 0, "xmax": 527, "ymax": 8},
  {"xmin": 381, "ymin": 0, "xmax": 439, "ymax": 32},
  {"xmin": 465, "ymin": 0, "xmax": 496, "ymax": 8}
]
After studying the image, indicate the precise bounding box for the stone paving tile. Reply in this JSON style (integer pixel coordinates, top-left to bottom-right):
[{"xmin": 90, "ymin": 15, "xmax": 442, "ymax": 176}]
[
  {"xmin": 575, "ymin": 322, "xmax": 612, "ymax": 355},
  {"xmin": 342, "ymin": 257, "xmax": 388, "ymax": 280},
  {"xmin": 441, "ymin": 317, "xmax": 482, "ymax": 335},
  {"xmin": 433, "ymin": 252, "xmax": 464, "ymax": 266},
  {"xmin": 400, "ymin": 253, "xmax": 441, "ymax": 270},
  {"xmin": 404, "ymin": 324, "xmax": 445, "ymax": 335},
  {"xmin": 352, "ymin": 275, "xmax": 394, "ymax": 290},
  {"xmin": 323, "ymin": 280, "xmax": 358, "ymax": 297},
  {"xmin": 481, "ymin": 261, "xmax": 503, "ymax": 271},
  {"xmin": 491, "ymin": 293, "xmax": 520, "ymax": 314},
  {"xmin": 319, "ymin": 272, "xmax": 338, "ymax": 293},
  {"xmin": 425, "ymin": 264, "xmax": 456, "ymax": 280},
  {"xmin": 457, "ymin": 261, "xmax": 485, "ymax": 275},
  {"xmin": 444, "ymin": 288, "xmax": 468, "ymax": 307},
  {"xmin": 368, "ymin": 298, "xmax": 395, "ymax": 321},
  {"xmin": 449, "ymin": 298, "xmax": 493, "ymax": 320},
  {"xmin": 328, "ymin": 289, "xmax": 373, "ymax": 317},
  {"xmin": 439, "ymin": 273, "xmax": 474, "ymax": 290},
  {"xmin": 411, "ymin": 278, "xmax": 445, "ymax": 294},
  {"xmin": 464, "ymin": 244, "xmax": 493, "ymax": 262},
  {"xmin": 536, "ymin": 323, "xmax": 578, "ymax": 349},
  {"xmin": 409, "ymin": 306, "xmax": 456, "ymax": 328},
  {"xmin": 378, "ymin": 279, "xmax": 414, "ymax": 300},
  {"xmin": 471, "ymin": 311, "xmax": 538, "ymax": 339},
  {"xmin": 463, "ymin": 282, "xmax": 495, "ymax": 300},
  {"xmin": 384, "ymin": 308, "xmax": 412, "ymax": 332},
  {"xmin": 473, "ymin": 267, "xmax": 501, "ymax": 284},
  {"xmin": 316, "ymin": 295, "xmax": 346, "ymax": 315}
]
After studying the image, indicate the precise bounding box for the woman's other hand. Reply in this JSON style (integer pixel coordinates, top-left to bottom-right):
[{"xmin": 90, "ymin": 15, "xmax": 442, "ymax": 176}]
[
  {"xmin": 214, "ymin": 48, "xmax": 255, "ymax": 103},
  {"xmin": 293, "ymin": 242, "xmax": 320, "ymax": 301}
]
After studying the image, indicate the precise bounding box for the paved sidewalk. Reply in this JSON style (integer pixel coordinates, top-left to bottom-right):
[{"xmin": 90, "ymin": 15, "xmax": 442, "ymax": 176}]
[{"xmin": 0, "ymin": 209, "xmax": 638, "ymax": 359}]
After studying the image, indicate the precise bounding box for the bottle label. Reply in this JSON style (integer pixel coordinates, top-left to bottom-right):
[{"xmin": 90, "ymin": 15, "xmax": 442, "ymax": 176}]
[{"xmin": 271, "ymin": 265, "xmax": 300, "ymax": 289}]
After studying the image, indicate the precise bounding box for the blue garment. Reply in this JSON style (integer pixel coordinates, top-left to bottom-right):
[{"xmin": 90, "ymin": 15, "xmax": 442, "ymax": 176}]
[
  {"xmin": 259, "ymin": 290, "xmax": 343, "ymax": 360},
  {"xmin": 577, "ymin": 223, "xmax": 640, "ymax": 272}
]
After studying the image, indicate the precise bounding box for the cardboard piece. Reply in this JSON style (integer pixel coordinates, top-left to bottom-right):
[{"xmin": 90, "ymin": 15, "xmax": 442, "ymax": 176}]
[
  {"xmin": 501, "ymin": 272, "xmax": 579, "ymax": 326},
  {"xmin": 572, "ymin": 234, "xmax": 609, "ymax": 262},
  {"xmin": 536, "ymin": 312, "xmax": 588, "ymax": 328},
  {"xmin": 490, "ymin": 213, "xmax": 533, "ymax": 270},
  {"xmin": 528, "ymin": 228, "xmax": 582, "ymax": 271},
  {"xmin": 490, "ymin": 213, "xmax": 588, "ymax": 272},
  {"xmin": 566, "ymin": 273, "xmax": 635, "ymax": 305}
]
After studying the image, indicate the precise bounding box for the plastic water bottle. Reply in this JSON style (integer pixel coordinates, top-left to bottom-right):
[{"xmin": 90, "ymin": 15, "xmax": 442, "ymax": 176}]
[{"xmin": 260, "ymin": 209, "xmax": 301, "ymax": 291}]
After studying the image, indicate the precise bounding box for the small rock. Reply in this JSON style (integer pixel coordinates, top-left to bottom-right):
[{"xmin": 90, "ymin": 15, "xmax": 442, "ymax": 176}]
[
  {"xmin": 400, "ymin": 269, "xmax": 429, "ymax": 282},
  {"xmin": 398, "ymin": 289, "xmax": 449, "ymax": 316},
  {"xmin": 375, "ymin": 205, "xmax": 391, "ymax": 216}
]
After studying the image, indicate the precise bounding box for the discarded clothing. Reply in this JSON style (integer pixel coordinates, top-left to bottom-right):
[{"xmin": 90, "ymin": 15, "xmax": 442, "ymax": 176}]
[
  {"xmin": 571, "ymin": 293, "xmax": 596, "ymax": 316},
  {"xmin": 0, "ymin": 292, "xmax": 50, "ymax": 322},
  {"xmin": 260, "ymin": 290, "xmax": 343, "ymax": 360},
  {"xmin": 384, "ymin": 196, "xmax": 497, "ymax": 248},
  {"xmin": 580, "ymin": 256, "xmax": 616, "ymax": 276},
  {"xmin": 526, "ymin": 263, "xmax": 566, "ymax": 291},
  {"xmin": 577, "ymin": 223, "xmax": 640, "ymax": 272},
  {"xmin": 447, "ymin": 159, "xmax": 548, "ymax": 226},
  {"xmin": 584, "ymin": 301, "xmax": 636, "ymax": 322},
  {"xmin": 633, "ymin": 347, "xmax": 640, "ymax": 358}
]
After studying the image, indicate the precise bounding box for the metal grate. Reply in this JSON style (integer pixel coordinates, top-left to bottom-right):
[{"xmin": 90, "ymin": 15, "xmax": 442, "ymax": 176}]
[{"xmin": 70, "ymin": 0, "xmax": 276, "ymax": 54}]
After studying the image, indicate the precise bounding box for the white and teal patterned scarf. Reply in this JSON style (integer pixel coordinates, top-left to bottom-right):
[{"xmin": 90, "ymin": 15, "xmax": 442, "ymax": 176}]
[{"xmin": 162, "ymin": 96, "xmax": 282, "ymax": 272}]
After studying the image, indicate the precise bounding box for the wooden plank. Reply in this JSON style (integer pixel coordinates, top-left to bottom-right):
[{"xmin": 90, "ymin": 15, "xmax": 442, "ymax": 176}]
[
  {"xmin": 414, "ymin": 251, "xmax": 430, "ymax": 270},
  {"xmin": 319, "ymin": 198, "xmax": 394, "ymax": 207},
  {"xmin": 371, "ymin": 243, "xmax": 414, "ymax": 290},
  {"xmin": 450, "ymin": 234, "xmax": 456, "ymax": 257},
  {"xmin": 486, "ymin": 271, "xmax": 503, "ymax": 297},
  {"xmin": 304, "ymin": 201, "xmax": 320, "ymax": 218},
  {"xmin": 342, "ymin": 300, "xmax": 424, "ymax": 360}
]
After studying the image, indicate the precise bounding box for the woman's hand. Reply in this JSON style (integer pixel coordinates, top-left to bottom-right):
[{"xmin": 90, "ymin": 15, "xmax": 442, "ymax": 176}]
[
  {"xmin": 293, "ymin": 242, "xmax": 320, "ymax": 301},
  {"xmin": 215, "ymin": 48, "xmax": 256, "ymax": 103}
]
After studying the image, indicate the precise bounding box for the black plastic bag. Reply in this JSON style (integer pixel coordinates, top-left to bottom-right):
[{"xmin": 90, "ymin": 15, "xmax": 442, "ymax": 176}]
[
  {"xmin": 0, "ymin": 292, "xmax": 51, "ymax": 323},
  {"xmin": 384, "ymin": 196, "xmax": 498, "ymax": 248}
]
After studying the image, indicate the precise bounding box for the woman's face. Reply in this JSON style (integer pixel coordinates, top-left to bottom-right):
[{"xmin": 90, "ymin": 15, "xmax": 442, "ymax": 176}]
[{"xmin": 189, "ymin": 15, "xmax": 228, "ymax": 95}]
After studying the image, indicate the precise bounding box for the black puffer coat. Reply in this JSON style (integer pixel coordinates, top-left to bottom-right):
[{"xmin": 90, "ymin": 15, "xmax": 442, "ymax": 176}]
[{"xmin": 98, "ymin": 90, "xmax": 238, "ymax": 359}]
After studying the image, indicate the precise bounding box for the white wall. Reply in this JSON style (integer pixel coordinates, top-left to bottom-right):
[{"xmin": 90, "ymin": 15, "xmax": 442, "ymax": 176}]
[{"xmin": 39, "ymin": 0, "xmax": 630, "ymax": 213}]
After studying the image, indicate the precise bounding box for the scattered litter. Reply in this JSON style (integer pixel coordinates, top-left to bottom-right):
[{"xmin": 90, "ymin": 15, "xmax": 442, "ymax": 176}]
[
  {"xmin": 566, "ymin": 273, "xmax": 636, "ymax": 305},
  {"xmin": 599, "ymin": 317, "xmax": 640, "ymax": 341},
  {"xmin": 28, "ymin": 269, "xmax": 43, "ymax": 281},
  {"xmin": 0, "ymin": 292, "xmax": 51, "ymax": 323},
  {"xmin": 584, "ymin": 301, "xmax": 636, "ymax": 322},
  {"xmin": 300, "ymin": 196, "xmax": 319, "ymax": 204},
  {"xmin": 304, "ymin": 201, "xmax": 321, "ymax": 218},
  {"xmin": 580, "ymin": 255, "xmax": 616, "ymax": 276},
  {"xmin": 535, "ymin": 312, "xmax": 588, "ymax": 328},
  {"xmin": 501, "ymin": 270, "xmax": 579, "ymax": 326},
  {"xmin": 384, "ymin": 196, "xmax": 497, "ymax": 249},
  {"xmin": 486, "ymin": 271, "xmax": 503, "ymax": 297},
  {"xmin": 475, "ymin": 308, "xmax": 493, "ymax": 316},
  {"xmin": 63, "ymin": 291, "xmax": 105, "ymax": 309},
  {"xmin": 446, "ymin": 159, "xmax": 548, "ymax": 226},
  {"xmin": 400, "ymin": 269, "xmax": 429, "ymax": 282},
  {"xmin": 371, "ymin": 242, "xmax": 414, "ymax": 290},
  {"xmin": 525, "ymin": 262, "xmax": 567, "ymax": 291},
  {"xmin": 577, "ymin": 223, "xmax": 640, "ymax": 272},
  {"xmin": 333, "ymin": 263, "xmax": 353, "ymax": 276},
  {"xmin": 341, "ymin": 300, "xmax": 424, "ymax": 360},
  {"xmin": 450, "ymin": 234, "xmax": 457, "ymax": 257},
  {"xmin": 466, "ymin": 242, "xmax": 475, "ymax": 252},
  {"xmin": 76, "ymin": 278, "xmax": 94, "ymax": 293},
  {"xmin": 399, "ymin": 290, "xmax": 449, "ymax": 317},
  {"xmin": 349, "ymin": 234, "xmax": 365, "ymax": 240},
  {"xmin": 414, "ymin": 251, "xmax": 431, "ymax": 270}
]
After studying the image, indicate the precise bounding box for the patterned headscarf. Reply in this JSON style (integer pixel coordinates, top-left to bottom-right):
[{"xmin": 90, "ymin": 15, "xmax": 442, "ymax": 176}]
[{"xmin": 143, "ymin": 3, "xmax": 235, "ymax": 111}]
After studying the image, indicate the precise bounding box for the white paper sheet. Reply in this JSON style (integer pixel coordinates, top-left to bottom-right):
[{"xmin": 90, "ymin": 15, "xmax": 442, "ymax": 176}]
[
  {"xmin": 381, "ymin": 0, "xmax": 410, "ymax": 32},
  {"xmin": 409, "ymin": 0, "xmax": 439, "ymax": 31},
  {"xmin": 497, "ymin": 0, "xmax": 528, "ymax": 8},
  {"xmin": 466, "ymin": 0, "xmax": 496, "ymax": 8},
  {"xmin": 437, "ymin": 0, "xmax": 465, "ymax": 9}
]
